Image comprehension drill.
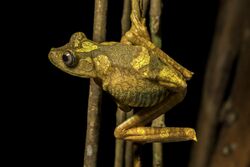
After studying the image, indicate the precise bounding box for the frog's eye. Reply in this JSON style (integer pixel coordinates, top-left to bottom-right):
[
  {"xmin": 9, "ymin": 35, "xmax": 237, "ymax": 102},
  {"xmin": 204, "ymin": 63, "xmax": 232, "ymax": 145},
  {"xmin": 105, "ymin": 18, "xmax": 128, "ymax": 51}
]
[{"xmin": 62, "ymin": 51, "xmax": 77, "ymax": 67}]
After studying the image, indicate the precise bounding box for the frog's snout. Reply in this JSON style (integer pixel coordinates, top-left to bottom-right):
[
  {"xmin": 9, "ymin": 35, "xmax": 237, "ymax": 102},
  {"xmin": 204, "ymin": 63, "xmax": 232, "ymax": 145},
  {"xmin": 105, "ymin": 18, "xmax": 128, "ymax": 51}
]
[
  {"xmin": 48, "ymin": 48, "xmax": 58, "ymax": 64},
  {"xmin": 50, "ymin": 48, "xmax": 55, "ymax": 51},
  {"xmin": 48, "ymin": 48, "xmax": 57, "ymax": 57},
  {"xmin": 48, "ymin": 50, "xmax": 53, "ymax": 59}
]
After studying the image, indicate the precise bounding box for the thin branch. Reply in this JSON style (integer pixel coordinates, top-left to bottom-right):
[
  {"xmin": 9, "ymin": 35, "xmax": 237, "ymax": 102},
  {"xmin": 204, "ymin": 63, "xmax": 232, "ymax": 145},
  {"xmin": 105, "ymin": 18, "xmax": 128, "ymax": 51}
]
[
  {"xmin": 114, "ymin": 108, "xmax": 126, "ymax": 167},
  {"xmin": 125, "ymin": 111, "xmax": 134, "ymax": 167},
  {"xmin": 92, "ymin": 0, "xmax": 108, "ymax": 42},
  {"xmin": 114, "ymin": 1, "xmax": 131, "ymax": 167},
  {"xmin": 141, "ymin": 0, "xmax": 149, "ymax": 18},
  {"xmin": 133, "ymin": 144, "xmax": 142, "ymax": 167},
  {"xmin": 122, "ymin": 0, "xmax": 131, "ymax": 35},
  {"xmin": 149, "ymin": 0, "xmax": 162, "ymax": 48},
  {"xmin": 83, "ymin": 0, "xmax": 108, "ymax": 167},
  {"xmin": 152, "ymin": 116, "xmax": 164, "ymax": 167},
  {"xmin": 150, "ymin": 0, "xmax": 164, "ymax": 166},
  {"xmin": 131, "ymin": 1, "xmax": 150, "ymax": 167},
  {"xmin": 189, "ymin": 0, "xmax": 246, "ymax": 167}
]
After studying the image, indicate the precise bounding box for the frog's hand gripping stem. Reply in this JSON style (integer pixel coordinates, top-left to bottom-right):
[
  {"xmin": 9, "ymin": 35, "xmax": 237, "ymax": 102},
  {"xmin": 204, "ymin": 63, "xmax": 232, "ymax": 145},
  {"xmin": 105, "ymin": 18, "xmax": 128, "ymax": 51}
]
[{"xmin": 121, "ymin": 0, "xmax": 151, "ymax": 44}]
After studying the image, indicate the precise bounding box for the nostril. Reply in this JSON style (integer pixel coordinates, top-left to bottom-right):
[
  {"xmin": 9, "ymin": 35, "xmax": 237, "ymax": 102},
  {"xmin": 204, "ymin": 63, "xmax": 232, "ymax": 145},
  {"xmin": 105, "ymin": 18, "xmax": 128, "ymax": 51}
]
[
  {"xmin": 49, "ymin": 52, "xmax": 53, "ymax": 57},
  {"xmin": 50, "ymin": 48, "xmax": 55, "ymax": 51}
]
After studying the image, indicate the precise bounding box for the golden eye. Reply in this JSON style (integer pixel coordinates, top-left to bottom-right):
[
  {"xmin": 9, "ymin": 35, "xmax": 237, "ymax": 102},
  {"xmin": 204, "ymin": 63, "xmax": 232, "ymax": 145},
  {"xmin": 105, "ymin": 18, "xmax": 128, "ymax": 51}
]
[{"xmin": 62, "ymin": 51, "xmax": 77, "ymax": 67}]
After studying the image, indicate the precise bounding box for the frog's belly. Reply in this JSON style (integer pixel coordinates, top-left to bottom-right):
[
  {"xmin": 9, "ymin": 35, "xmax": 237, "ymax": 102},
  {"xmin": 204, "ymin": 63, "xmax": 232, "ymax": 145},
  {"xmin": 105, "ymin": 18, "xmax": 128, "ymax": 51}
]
[{"xmin": 106, "ymin": 78, "xmax": 169, "ymax": 107}]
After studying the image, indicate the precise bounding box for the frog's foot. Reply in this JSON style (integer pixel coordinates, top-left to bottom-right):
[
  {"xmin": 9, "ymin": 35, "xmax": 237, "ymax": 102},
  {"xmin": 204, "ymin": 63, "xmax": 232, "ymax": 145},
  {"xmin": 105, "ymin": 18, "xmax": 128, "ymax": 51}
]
[
  {"xmin": 121, "ymin": 127, "xmax": 197, "ymax": 143},
  {"xmin": 130, "ymin": 13, "xmax": 150, "ymax": 41},
  {"xmin": 114, "ymin": 91, "xmax": 197, "ymax": 143}
]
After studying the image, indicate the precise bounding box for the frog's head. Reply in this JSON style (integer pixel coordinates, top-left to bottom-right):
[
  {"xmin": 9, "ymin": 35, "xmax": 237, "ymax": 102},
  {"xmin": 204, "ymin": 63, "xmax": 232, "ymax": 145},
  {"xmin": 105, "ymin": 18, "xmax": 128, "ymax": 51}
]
[{"xmin": 48, "ymin": 32, "xmax": 99, "ymax": 78}]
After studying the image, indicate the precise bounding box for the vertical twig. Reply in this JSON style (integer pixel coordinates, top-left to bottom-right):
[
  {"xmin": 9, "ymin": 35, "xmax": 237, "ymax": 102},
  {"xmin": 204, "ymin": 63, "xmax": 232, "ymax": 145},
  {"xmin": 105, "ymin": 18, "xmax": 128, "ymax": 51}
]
[
  {"xmin": 133, "ymin": 144, "xmax": 142, "ymax": 167},
  {"xmin": 149, "ymin": 0, "xmax": 162, "ymax": 48},
  {"xmin": 141, "ymin": 0, "xmax": 149, "ymax": 17},
  {"xmin": 150, "ymin": 0, "xmax": 163, "ymax": 167},
  {"xmin": 122, "ymin": 0, "xmax": 132, "ymax": 35},
  {"xmin": 114, "ymin": 1, "xmax": 131, "ymax": 167},
  {"xmin": 131, "ymin": 0, "xmax": 149, "ymax": 167},
  {"xmin": 83, "ymin": 0, "xmax": 108, "ymax": 167},
  {"xmin": 189, "ymin": 0, "xmax": 246, "ymax": 167},
  {"xmin": 114, "ymin": 108, "xmax": 126, "ymax": 167},
  {"xmin": 92, "ymin": 0, "xmax": 108, "ymax": 42},
  {"xmin": 125, "ymin": 111, "xmax": 134, "ymax": 167},
  {"xmin": 151, "ymin": 117, "xmax": 164, "ymax": 167}
]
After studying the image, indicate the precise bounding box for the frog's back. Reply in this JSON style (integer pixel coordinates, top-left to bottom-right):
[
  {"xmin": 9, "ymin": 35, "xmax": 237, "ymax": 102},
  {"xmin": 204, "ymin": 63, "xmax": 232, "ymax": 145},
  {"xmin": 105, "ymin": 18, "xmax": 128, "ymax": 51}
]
[
  {"xmin": 94, "ymin": 43, "xmax": 142, "ymax": 69},
  {"xmin": 94, "ymin": 43, "xmax": 169, "ymax": 107}
]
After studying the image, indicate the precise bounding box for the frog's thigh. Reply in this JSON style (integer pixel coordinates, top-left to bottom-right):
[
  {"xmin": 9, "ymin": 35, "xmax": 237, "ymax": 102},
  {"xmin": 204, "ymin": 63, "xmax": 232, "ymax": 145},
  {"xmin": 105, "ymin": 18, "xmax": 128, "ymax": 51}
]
[{"xmin": 114, "ymin": 90, "xmax": 197, "ymax": 143}]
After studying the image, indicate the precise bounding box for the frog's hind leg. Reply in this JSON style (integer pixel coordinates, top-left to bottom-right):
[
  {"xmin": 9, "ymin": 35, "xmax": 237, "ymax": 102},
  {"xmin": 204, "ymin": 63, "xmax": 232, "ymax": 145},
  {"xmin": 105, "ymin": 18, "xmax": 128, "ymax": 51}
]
[{"xmin": 114, "ymin": 91, "xmax": 197, "ymax": 143}]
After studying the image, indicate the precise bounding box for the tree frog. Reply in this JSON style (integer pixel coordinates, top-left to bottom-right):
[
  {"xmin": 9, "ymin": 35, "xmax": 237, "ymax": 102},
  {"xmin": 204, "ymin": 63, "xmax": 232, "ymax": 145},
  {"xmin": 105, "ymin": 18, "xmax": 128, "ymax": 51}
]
[{"xmin": 48, "ymin": 2, "xmax": 197, "ymax": 143}]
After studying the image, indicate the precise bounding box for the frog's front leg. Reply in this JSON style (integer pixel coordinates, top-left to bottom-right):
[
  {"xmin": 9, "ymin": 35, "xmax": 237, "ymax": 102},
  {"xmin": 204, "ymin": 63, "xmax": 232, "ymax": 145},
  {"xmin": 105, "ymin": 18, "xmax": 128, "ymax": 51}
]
[
  {"xmin": 114, "ymin": 90, "xmax": 197, "ymax": 143},
  {"xmin": 121, "ymin": 0, "xmax": 151, "ymax": 44},
  {"xmin": 121, "ymin": 0, "xmax": 193, "ymax": 80}
]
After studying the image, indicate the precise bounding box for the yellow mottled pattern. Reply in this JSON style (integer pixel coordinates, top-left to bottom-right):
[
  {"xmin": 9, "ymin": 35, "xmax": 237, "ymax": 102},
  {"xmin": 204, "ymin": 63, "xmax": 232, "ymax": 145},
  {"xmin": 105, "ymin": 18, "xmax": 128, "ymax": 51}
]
[
  {"xmin": 137, "ymin": 128, "xmax": 145, "ymax": 135},
  {"xmin": 83, "ymin": 57, "xmax": 92, "ymax": 64},
  {"xmin": 93, "ymin": 55, "xmax": 111, "ymax": 73},
  {"xmin": 100, "ymin": 41, "xmax": 117, "ymax": 45},
  {"xmin": 130, "ymin": 47, "xmax": 150, "ymax": 70},
  {"xmin": 142, "ymin": 68, "xmax": 150, "ymax": 77},
  {"xmin": 76, "ymin": 41, "xmax": 98, "ymax": 52},
  {"xmin": 159, "ymin": 68, "xmax": 173, "ymax": 78},
  {"xmin": 78, "ymin": 57, "xmax": 94, "ymax": 72},
  {"xmin": 74, "ymin": 39, "xmax": 80, "ymax": 47}
]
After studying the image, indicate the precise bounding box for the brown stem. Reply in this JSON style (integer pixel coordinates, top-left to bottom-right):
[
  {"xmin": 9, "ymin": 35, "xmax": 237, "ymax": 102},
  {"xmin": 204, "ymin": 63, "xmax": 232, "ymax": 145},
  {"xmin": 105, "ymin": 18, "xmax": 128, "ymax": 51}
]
[
  {"xmin": 149, "ymin": 0, "xmax": 162, "ymax": 48},
  {"xmin": 141, "ymin": 0, "xmax": 149, "ymax": 18},
  {"xmin": 114, "ymin": 108, "xmax": 126, "ymax": 167},
  {"xmin": 150, "ymin": 0, "xmax": 164, "ymax": 166},
  {"xmin": 122, "ymin": 0, "xmax": 131, "ymax": 36},
  {"xmin": 114, "ymin": 1, "xmax": 132, "ymax": 167},
  {"xmin": 209, "ymin": 5, "xmax": 250, "ymax": 167},
  {"xmin": 93, "ymin": 0, "xmax": 108, "ymax": 42},
  {"xmin": 83, "ymin": 0, "xmax": 108, "ymax": 167},
  {"xmin": 84, "ymin": 79, "xmax": 103, "ymax": 167},
  {"xmin": 133, "ymin": 144, "xmax": 142, "ymax": 167},
  {"xmin": 122, "ymin": 0, "xmax": 147, "ymax": 167},
  {"xmin": 189, "ymin": 0, "xmax": 247, "ymax": 167},
  {"xmin": 125, "ymin": 111, "xmax": 134, "ymax": 167},
  {"xmin": 152, "ymin": 116, "xmax": 165, "ymax": 167},
  {"xmin": 130, "ymin": 1, "xmax": 150, "ymax": 167}
]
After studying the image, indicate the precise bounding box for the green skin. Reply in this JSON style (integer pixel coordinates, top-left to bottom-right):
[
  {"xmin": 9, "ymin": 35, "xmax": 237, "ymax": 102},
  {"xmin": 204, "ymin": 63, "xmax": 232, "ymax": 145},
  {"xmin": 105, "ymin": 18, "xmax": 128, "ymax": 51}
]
[
  {"xmin": 49, "ymin": 32, "xmax": 188, "ymax": 110},
  {"xmin": 48, "ymin": 7, "xmax": 196, "ymax": 143}
]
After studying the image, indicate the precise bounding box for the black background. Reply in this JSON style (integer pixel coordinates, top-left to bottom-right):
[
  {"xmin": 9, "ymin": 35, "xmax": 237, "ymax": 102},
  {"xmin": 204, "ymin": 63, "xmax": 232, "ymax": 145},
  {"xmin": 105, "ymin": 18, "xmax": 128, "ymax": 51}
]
[{"xmin": 12, "ymin": 0, "xmax": 219, "ymax": 166}]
